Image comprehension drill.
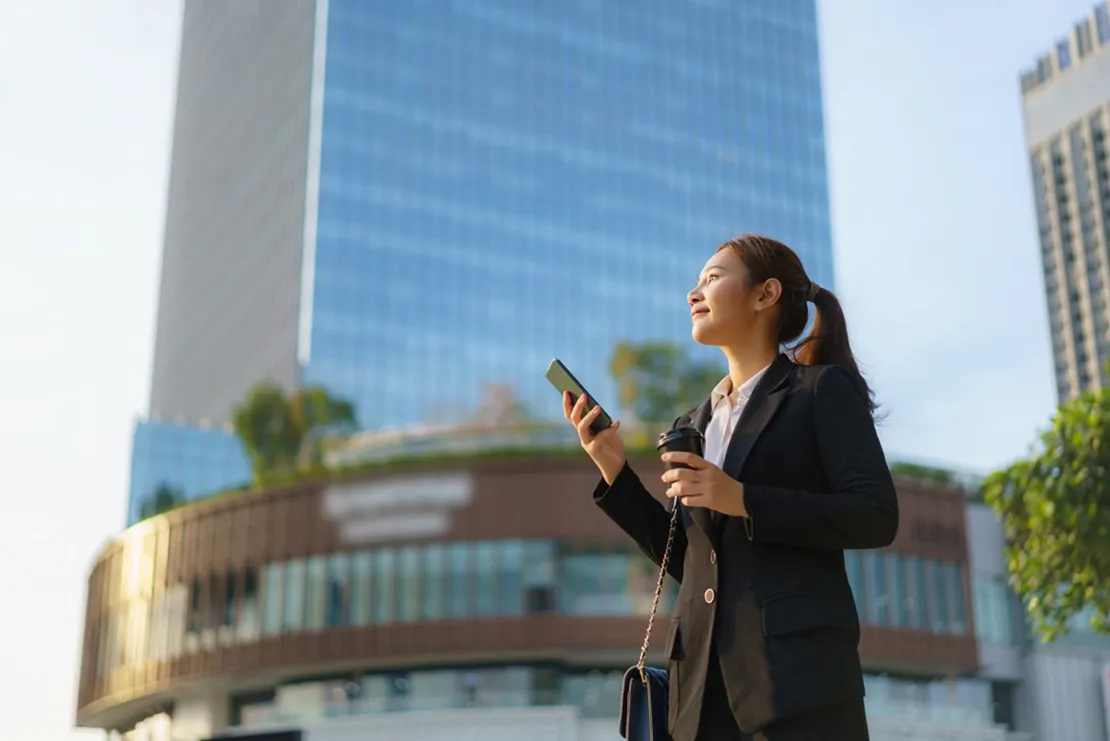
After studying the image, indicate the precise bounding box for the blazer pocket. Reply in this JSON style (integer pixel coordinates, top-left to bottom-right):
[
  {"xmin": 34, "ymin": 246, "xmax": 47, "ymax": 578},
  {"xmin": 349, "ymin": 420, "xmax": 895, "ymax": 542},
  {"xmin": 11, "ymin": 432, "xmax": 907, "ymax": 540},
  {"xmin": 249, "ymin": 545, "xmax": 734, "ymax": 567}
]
[
  {"xmin": 761, "ymin": 593, "xmax": 858, "ymax": 637},
  {"xmin": 665, "ymin": 616, "xmax": 684, "ymax": 660}
]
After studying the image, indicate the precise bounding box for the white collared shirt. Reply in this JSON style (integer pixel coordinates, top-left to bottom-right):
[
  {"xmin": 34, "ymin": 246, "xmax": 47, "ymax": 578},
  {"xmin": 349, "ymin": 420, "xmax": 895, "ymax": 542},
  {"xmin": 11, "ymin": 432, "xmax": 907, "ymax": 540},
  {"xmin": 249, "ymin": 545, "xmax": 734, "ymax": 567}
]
[{"xmin": 703, "ymin": 365, "xmax": 771, "ymax": 468}]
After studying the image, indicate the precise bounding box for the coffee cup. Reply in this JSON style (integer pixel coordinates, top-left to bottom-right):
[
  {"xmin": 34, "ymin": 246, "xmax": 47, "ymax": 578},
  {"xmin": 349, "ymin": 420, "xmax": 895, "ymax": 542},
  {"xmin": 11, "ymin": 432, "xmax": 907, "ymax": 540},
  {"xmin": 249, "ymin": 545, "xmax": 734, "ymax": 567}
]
[{"xmin": 657, "ymin": 426, "xmax": 705, "ymax": 470}]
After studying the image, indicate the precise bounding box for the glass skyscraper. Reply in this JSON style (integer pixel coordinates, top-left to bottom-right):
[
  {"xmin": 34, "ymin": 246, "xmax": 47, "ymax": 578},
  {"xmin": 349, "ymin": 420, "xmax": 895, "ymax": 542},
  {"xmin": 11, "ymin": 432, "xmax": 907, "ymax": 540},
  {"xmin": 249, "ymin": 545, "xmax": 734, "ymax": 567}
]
[{"xmin": 128, "ymin": 0, "xmax": 834, "ymax": 524}]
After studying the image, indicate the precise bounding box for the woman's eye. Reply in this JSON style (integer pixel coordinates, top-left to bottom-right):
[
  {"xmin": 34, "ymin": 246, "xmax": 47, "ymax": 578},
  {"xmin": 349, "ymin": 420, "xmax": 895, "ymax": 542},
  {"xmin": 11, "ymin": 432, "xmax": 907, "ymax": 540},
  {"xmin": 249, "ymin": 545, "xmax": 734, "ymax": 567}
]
[{"xmin": 706, "ymin": 274, "xmax": 718, "ymax": 283}]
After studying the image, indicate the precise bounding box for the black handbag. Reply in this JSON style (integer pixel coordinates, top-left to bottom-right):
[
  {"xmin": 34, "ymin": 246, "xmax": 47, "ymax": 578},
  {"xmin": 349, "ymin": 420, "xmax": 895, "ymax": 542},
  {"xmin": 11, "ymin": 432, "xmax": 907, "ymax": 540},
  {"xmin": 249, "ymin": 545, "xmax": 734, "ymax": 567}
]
[{"xmin": 618, "ymin": 503, "xmax": 681, "ymax": 741}]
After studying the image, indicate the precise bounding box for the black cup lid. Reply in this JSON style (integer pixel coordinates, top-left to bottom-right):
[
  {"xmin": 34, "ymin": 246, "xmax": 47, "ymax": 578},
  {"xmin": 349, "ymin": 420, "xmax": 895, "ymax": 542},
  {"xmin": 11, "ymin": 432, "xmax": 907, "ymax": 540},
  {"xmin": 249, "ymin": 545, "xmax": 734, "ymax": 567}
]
[{"xmin": 657, "ymin": 426, "xmax": 704, "ymax": 444}]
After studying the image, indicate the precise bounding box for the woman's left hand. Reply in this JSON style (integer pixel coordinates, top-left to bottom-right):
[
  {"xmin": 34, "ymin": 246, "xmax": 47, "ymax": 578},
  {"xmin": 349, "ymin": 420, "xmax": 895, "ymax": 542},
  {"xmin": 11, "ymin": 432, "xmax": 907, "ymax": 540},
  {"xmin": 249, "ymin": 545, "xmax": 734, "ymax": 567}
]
[{"xmin": 661, "ymin": 452, "xmax": 748, "ymax": 517}]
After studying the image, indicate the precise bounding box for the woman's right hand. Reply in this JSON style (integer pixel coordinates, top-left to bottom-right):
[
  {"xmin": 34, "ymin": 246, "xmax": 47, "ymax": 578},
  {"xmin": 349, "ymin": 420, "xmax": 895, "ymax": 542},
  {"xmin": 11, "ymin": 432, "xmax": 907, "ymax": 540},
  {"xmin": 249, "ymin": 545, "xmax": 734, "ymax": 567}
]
[{"xmin": 563, "ymin": 392, "xmax": 626, "ymax": 485}]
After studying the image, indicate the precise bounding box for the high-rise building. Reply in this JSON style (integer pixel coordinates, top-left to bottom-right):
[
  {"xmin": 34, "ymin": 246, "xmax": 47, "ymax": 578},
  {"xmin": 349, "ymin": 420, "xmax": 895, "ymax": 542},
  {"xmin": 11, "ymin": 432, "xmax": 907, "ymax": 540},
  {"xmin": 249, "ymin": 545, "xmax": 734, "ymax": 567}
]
[
  {"xmin": 1021, "ymin": 1, "xmax": 1110, "ymax": 402},
  {"xmin": 127, "ymin": 0, "xmax": 836, "ymax": 523}
]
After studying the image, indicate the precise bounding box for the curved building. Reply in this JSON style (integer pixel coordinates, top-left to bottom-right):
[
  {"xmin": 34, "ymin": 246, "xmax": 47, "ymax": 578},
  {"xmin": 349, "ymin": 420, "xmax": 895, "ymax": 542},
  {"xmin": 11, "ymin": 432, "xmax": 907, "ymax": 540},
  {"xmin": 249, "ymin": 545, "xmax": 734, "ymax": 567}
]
[{"xmin": 79, "ymin": 451, "xmax": 1026, "ymax": 741}]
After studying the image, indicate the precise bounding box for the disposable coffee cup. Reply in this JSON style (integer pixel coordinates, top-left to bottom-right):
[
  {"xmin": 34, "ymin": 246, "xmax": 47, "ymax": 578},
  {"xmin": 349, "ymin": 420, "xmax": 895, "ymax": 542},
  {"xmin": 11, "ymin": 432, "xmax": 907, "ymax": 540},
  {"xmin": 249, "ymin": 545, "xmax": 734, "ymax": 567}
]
[{"xmin": 657, "ymin": 426, "xmax": 705, "ymax": 471}]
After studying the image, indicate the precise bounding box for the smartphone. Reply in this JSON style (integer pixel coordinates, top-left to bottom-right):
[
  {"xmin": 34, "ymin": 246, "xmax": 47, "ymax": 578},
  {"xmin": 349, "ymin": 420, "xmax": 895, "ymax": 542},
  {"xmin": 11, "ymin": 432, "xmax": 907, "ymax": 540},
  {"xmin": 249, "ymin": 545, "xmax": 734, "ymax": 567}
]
[{"xmin": 545, "ymin": 358, "xmax": 614, "ymax": 434}]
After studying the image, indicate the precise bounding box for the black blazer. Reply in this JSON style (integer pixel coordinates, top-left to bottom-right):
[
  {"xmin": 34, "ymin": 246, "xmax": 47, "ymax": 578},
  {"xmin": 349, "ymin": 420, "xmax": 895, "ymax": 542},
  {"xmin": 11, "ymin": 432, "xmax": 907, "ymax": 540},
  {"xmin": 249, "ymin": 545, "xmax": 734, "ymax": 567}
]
[{"xmin": 593, "ymin": 355, "xmax": 898, "ymax": 739}]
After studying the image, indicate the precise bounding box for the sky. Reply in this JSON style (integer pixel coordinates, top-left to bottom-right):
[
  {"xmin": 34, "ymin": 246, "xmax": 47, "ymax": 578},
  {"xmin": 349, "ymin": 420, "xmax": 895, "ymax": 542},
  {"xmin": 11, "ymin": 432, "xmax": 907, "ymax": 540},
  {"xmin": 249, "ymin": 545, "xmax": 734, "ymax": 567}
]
[{"xmin": 0, "ymin": 0, "xmax": 1100, "ymax": 737}]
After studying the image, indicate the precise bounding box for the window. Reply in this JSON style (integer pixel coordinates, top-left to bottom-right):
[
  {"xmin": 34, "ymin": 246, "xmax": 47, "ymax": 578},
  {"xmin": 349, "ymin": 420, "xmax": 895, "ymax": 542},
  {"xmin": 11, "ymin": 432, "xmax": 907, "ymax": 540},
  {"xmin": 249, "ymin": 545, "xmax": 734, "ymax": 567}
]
[
  {"xmin": 925, "ymin": 560, "xmax": 947, "ymax": 633},
  {"xmin": 886, "ymin": 553, "xmax": 905, "ymax": 627},
  {"xmin": 1096, "ymin": 4, "xmax": 1110, "ymax": 43},
  {"xmin": 944, "ymin": 562, "xmax": 967, "ymax": 634},
  {"xmin": 326, "ymin": 554, "xmax": 349, "ymax": 628},
  {"xmin": 863, "ymin": 551, "xmax": 888, "ymax": 625},
  {"xmin": 473, "ymin": 541, "xmax": 498, "ymax": 617},
  {"xmin": 497, "ymin": 540, "xmax": 523, "ymax": 616},
  {"xmin": 904, "ymin": 556, "xmax": 928, "ymax": 630},
  {"xmin": 237, "ymin": 568, "xmax": 260, "ymax": 641},
  {"xmin": 373, "ymin": 549, "xmax": 395, "ymax": 624},
  {"xmin": 523, "ymin": 541, "xmax": 556, "ymax": 613},
  {"xmin": 350, "ymin": 551, "xmax": 371, "ymax": 626},
  {"xmin": 282, "ymin": 559, "xmax": 306, "ymax": 632},
  {"xmin": 422, "ymin": 544, "xmax": 446, "ymax": 619},
  {"xmin": 397, "ymin": 546, "xmax": 420, "ymax": 621},
  {"xmin": 447, "ymin": 542, "xmax": 469, "ymax": 618},
  {"xmin": 1057, "ymin": 40, "xmax": 1072, "ymax": 70},
  {"xmin": 305, "ymin": 556, "xmax": 327, "ymax": 631}
]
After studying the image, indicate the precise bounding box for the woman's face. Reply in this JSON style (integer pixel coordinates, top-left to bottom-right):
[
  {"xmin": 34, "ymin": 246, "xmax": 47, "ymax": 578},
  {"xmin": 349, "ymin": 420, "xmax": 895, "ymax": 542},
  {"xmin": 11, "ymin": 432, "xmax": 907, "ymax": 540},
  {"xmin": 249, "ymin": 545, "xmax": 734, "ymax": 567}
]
[{"xmin": 688, "ymin": 249, "xmax": 781, "ymax": 347}]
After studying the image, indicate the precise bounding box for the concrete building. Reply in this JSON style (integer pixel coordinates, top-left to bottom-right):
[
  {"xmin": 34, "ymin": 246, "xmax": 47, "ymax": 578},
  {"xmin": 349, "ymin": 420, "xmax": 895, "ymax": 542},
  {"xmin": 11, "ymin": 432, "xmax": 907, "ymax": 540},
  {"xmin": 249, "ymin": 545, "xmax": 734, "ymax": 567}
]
[{"xmin": 1021, "ymin": 1, "xmax": 1110, "ymax": 402}]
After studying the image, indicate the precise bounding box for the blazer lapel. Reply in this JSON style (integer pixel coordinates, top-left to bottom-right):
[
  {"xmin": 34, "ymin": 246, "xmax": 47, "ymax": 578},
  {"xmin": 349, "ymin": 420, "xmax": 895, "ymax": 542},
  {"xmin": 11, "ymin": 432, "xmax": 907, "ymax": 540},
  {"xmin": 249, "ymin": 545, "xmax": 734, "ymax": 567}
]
[
  {"xmin": 684, "ymin": 398, "xmax": 715, "ymax": 538},
  {"xmin": 719, "ymin": 354, "xmax": 794, "ymax": 481}
]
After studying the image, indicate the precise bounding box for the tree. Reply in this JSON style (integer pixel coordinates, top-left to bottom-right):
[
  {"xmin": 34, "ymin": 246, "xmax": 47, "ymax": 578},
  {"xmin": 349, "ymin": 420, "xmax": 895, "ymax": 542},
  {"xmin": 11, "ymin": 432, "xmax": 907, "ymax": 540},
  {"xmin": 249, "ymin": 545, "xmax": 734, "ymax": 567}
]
[
  {"xmin": 470, "ymin": 382, "xmax": 535, "ymax": 429},
  {"xmin": 609, "ymin": 340, "xmax": 726, "ymax": 426},
  {"xmin": 139, "ymin": 482, "xmax": 185, "ymax": 520},
  {"xmin": 981, "ymin": 387, "xmax": 1110, "ymax": 641},
  {"xmin": 232, "ymin": 381, "xmax": 357, "ymax": 481}
]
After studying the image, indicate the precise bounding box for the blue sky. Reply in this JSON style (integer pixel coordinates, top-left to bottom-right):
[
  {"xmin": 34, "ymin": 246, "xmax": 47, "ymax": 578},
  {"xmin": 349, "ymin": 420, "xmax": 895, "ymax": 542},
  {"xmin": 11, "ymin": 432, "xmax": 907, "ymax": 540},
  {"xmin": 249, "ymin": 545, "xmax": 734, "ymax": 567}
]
[{"xmin": 0, "ymin": 0, "xmax": 1099, "ymax": 737}]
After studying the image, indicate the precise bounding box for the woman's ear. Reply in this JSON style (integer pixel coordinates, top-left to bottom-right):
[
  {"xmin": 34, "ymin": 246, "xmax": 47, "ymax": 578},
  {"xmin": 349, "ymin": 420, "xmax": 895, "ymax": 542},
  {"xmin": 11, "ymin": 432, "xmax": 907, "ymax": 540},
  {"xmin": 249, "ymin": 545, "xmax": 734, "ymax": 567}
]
[{"xmin": 756, "ymin": 278, "xmax": 783, "ymax": 310}]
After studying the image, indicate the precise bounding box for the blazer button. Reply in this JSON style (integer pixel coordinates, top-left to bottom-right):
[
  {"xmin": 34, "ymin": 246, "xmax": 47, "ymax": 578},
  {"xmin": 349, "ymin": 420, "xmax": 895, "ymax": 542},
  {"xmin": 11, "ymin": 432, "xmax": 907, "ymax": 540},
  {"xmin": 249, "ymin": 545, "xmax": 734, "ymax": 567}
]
[
  {"xmin": 704, "ymin": 588, "xmax": 715, "ymax": 604},
  {"xmin": 709, "ymin": 550, "xmax": 717, "ymax": 565}
]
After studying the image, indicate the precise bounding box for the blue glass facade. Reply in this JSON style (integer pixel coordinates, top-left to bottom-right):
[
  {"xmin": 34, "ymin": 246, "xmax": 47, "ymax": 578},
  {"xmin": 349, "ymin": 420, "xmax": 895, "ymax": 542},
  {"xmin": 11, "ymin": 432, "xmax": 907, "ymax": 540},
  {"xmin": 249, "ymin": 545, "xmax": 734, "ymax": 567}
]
[
  {"xmin": 305, "ymin": 0, "xmax": 834, "ymax": 428},
  {"xmin": 128, "ymin": 421, "xmax": 251, "ymax": 525},
  {"xmin": 127, "ymin": 0, "xmax": 833, "ymax": 523}
]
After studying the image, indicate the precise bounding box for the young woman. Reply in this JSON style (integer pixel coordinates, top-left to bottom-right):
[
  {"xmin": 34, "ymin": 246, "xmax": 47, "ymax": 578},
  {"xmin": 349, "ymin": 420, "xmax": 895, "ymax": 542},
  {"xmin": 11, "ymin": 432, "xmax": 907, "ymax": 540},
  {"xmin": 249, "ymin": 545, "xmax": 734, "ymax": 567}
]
[{"xmin": 563, "ymin": 234, "xmax": 897, "ymax": 741}]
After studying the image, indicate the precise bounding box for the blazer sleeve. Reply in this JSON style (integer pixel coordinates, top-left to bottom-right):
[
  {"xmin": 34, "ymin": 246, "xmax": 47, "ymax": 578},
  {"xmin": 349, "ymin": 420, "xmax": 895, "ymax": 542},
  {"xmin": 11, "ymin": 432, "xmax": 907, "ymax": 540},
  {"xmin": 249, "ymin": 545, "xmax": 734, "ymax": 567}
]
[
  {"xmin": 593, "ymin": 462, "xmax": 687, "ymax": 583},
  {"xmin": 741, "ymin": 365, "xmax": 898, "ymax": 550}
]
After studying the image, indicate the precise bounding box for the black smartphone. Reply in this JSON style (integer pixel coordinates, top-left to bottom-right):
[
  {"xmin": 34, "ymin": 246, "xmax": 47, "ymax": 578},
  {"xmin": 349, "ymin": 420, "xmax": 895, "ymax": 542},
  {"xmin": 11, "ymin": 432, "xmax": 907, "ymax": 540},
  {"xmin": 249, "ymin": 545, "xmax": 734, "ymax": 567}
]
[{"xmin": 545, "ymin": 358, "xmax": 614, "ymax": 434}]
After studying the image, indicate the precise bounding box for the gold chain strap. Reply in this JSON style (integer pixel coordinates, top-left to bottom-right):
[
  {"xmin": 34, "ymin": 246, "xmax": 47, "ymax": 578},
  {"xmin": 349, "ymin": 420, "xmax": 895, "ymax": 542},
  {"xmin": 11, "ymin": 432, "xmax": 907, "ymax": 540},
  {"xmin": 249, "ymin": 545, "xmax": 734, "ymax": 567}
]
[{"xmin": 636, "ymin": 502, "xmax": 681, "ymax": 685}]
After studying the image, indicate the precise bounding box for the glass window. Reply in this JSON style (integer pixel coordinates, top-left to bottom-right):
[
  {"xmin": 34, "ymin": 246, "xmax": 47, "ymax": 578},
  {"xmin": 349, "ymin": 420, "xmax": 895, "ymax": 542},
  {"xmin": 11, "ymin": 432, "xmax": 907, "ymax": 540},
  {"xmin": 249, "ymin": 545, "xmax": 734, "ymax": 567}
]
[
  {"xmin": 327, "ymin": 554, "xmax": 349, "ymax": 628},
  {"xmin": 886, "ymin": 553, "xmax": 905, "ymax": 628},
  {"xmin": 863, "ymin": 551, "xmax": 888, "ymax": 625},
  {"xmin": 523, "ymin": 541, "xmax": 556, "ymax": 613},
  {"xmin": 1057, "ymin": 40, "xmax": 1071, "ymax": 70},
  {"xmin": 237, "ymin": 568, "xmax": 260, "ymax": 642},
  {"xmin": 845, "ymin": 550, "xmax": 864, "ymax": 612},
  {"xmin": 925, "ymin": 560, "xmax": 947, "ymax": 633},
  {"xmin": 447, "ymin": 542, "xmax": 469, "ymax": 618},
  {"xmin": 223, "ymin": 573, "xmax": 237, "ymax": 628},
  {"xmin": 1097, "ymin": 5, "xmax": 1110, "ymax": 43},
  {"xmin": 283, "ymin": 559, "xmax": 306, "ymax": 633},
  {"xmin": 350, "ymin": 551, "xmax": 372, "ymax": 626},
  {"xmin": 945, "ymin": 562, "xmax": 967, "ymax": 634},
  {"xmin": 497, "ymin": 540, "xmax": 523, "ymax": 616},
  {"xmin": 473, "ymin": 541, "xmax": 498, "ymax": 617},
  {"xmin": 422, "ymin": 544, "xmax": 446, "ymax": 620},
  {"xmin": 305, "ymin": 556, "xmax": 327, "ymax": 631},
  {"xmin": 372, "ymin": 549, "xmax": 395, "ymax": 624},
  {"xmin": 397, "ymin": 546, "xmax": 420, "ymax": 622},
  {"xmin": 902, "ymin": 556, "xmax": 924, "ymax": 630}
]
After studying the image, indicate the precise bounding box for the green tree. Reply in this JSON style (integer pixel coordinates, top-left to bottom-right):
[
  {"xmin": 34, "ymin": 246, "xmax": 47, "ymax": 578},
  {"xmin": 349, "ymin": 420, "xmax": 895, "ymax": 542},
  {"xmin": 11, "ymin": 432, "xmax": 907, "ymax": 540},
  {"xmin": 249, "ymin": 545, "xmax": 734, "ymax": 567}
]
[
  {"xmin": 138, "ymin": 482, "xmax": 185, "ymax": 520},
  {"xmin": 609, "ymin": 340, "xmax": 726, "ymax": 425},
  {"xmin": 981, "ymin": 388, "xmax": 1110, "ymax": 641},
  {"xmin": 232, "ymin": 381, "xmax": 357, "ymax": 480}
]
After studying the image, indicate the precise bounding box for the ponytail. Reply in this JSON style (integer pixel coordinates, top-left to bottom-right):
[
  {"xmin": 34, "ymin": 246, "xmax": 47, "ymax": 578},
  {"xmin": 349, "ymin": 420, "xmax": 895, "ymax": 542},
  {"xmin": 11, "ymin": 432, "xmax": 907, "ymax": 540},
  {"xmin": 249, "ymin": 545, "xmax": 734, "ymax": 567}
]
[
  {"xmin": 794, "ymin": 286, "xmax": 878, "ymax": 417},
  {"xmin": 717, "ymin": 233, "xmax": 878, "ymax": 419}
]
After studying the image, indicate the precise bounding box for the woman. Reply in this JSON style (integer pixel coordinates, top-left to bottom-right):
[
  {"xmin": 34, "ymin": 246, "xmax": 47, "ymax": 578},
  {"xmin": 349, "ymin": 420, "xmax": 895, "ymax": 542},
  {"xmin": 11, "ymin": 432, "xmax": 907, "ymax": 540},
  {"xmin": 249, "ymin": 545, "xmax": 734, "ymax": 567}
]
[{"xmin": 562, "ymin": 234, "xmax": 897, "ymax": 741}]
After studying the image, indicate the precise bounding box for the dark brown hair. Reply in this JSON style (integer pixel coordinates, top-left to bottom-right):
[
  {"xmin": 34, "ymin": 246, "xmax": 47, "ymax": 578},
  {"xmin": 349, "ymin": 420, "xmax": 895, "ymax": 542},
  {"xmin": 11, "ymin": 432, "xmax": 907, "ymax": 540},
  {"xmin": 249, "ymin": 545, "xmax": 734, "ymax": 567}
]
[{"xmin": 718, "ymin": 233, "xmax": 877, "ymax": 416}]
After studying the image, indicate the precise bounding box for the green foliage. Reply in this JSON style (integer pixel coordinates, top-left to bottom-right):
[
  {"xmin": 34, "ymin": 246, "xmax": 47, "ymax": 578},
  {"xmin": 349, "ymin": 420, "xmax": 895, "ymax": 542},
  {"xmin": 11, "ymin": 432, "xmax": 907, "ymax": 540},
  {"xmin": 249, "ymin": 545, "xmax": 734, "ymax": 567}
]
[
  {"xmin": 982, "ymin": 388, "xmax": 1110, "ymax": 641},
  {"xmin": 138, "ymin": 482, "xmax": 185, "ymax": 520},
  {"xmin": 232, "ymin": 381, "xmax": 357, "ymax": 482},
  {"xmin": 609, "ymin": 340, "xmax": 726, "ymax": 425},
  {"xmin": 889, "ymin": 461, "xmax": 956, "ymax": 487}
]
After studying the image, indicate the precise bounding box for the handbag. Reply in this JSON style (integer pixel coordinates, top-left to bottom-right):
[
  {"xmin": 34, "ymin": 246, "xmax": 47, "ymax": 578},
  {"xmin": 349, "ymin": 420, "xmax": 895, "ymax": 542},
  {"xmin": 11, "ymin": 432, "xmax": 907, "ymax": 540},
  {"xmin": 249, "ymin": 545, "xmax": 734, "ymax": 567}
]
[{"xmin": 618, "ymin": 502, "xmax": 681, "ymax": 741}]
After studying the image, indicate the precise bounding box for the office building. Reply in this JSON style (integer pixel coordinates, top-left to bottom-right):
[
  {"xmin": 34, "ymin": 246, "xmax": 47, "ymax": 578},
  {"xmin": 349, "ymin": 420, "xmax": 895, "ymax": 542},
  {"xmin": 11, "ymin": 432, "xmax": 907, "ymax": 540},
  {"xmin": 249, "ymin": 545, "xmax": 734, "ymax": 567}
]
[
  {"xmin": 127, "ymin": 0, "xmax": 836, "ymax": 523},
  {"xmin": 79, "ymin": 447, "xmax": 1031, "ymax": 741},
  {"xmin": 1021, "ymin": 1, "xmax": 1110, "ymax": 402}
]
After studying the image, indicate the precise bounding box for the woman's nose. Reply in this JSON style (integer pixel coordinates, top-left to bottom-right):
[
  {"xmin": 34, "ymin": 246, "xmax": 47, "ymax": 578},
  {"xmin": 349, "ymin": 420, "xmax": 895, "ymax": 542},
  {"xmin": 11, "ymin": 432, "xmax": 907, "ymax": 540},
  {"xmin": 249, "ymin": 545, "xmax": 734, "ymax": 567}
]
[{"xmin": 688, "ymin": 289, "xmax": 702, "ymax": 306}]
